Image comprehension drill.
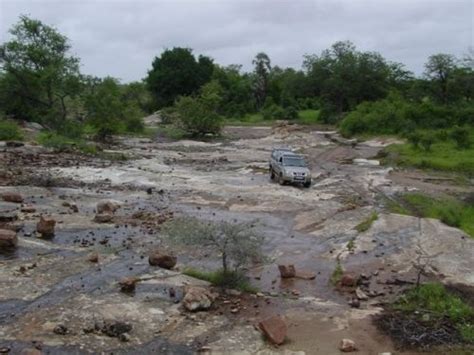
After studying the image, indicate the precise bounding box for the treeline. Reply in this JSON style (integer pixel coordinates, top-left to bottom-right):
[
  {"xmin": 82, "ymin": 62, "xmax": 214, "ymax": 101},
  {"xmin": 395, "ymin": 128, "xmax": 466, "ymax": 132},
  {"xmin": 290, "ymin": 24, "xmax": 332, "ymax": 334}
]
[{"xmin": 0, "ymin": 15, "xmax": 473, "ymax": 141}]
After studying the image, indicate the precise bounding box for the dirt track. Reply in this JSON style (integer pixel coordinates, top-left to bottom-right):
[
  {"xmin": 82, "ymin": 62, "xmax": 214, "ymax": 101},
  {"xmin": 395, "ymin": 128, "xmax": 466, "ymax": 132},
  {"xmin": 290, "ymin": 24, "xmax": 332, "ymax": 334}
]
[{"xmin": 0, "ymin": 124, "xmax": 473, "ymax": 354}]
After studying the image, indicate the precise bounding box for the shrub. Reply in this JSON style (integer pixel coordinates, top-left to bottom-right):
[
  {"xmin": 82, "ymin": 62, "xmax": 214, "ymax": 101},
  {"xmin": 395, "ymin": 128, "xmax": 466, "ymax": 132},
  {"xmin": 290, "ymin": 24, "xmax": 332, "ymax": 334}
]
[
  {"xmin": 162, "ymin": 217, "xmax": 264, "ymax": 273},
  {"xmin": 284, "ymin": 106, "xmax": 298, "ymax": 120},
  {"xmin": 407, "ymin": 131, "xmax": 422, "ymax": 148},
  {"xmin": 0, "ymin": 119, "xmax": 23, "ymax": 141},
  {"xmin": 354, "ymin": 211, "xmax": 378, "ymax": 232},
  {"xmin": 183, "ymin": 268, "xmax": 257, "ymax": 293},
  {"xmin": 175, "ymin": 96, "xmax": 222, "ymax": 136},
  {"xmin": 450, "ymin": 126, "xmax": 471, "ymax": 149},
  {"xmin": 160, "ymin": 107, "xmax": 179, "ymax": 124},
  {"xmin": 262, "ymin": 104, "xmax": 285, "ymax": 120},
  {"xmin": 419, "ymin": 132, "xmax": 435, "ymax": 152}
]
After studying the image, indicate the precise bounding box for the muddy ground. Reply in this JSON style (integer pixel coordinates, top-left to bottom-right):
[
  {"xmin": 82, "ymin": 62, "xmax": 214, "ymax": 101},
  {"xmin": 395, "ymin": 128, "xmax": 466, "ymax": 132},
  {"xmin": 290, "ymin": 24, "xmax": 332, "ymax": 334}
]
[{"xmin": 0, "ymin": 124, "xmax": 473, "ymax": 354}]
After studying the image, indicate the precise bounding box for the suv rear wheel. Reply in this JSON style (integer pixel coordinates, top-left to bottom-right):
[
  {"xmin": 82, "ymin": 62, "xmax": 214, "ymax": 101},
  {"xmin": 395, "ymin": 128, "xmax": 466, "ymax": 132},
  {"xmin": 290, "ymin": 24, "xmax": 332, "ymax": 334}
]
[{"xmin": 270, "ymin": 168, "xmax": 275, "ymax": 180}]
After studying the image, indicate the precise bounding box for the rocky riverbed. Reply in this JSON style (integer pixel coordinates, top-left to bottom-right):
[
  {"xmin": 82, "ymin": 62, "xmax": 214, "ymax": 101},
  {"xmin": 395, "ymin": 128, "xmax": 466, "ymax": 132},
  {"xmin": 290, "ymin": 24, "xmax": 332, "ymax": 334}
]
[{"xmin": 0, "ymin": 124, "xmax": 473, "ymax": 354}]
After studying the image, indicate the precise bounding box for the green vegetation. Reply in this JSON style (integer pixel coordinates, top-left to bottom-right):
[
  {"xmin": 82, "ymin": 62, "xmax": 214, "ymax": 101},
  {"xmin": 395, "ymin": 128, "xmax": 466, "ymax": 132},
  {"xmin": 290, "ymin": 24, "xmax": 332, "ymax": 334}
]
[
  {"xmin": 37, "ymin": 132, "xmax": 97, "ymax": 155},
  {"xmin": 0, "ymin": 119, "xmax": 23, "ymax": 141},
  {"xmin": 385, "ymin": 130, "xmax": 474, "ymax": 175},
  {"xmin": 330, "ymin": 261, "xmax": 344, "ymax": 285},
  {"xmin": 395, "ymin": 283, "xmax": 474, "ymax": 343},
  {"xmin": 354, "ymin": 211, "xmax": 378, "ymax": 233},
  {"xmin": 388, "ymin": 193, "xmax": 474, "ymax": 237},
  {"xmin": 162, "ymin": 217, "xmax": 264, "ymax": 273},
  {"xmin": 298, "ymin": 109, "xmax": 320, "ymax": 124},
  {"xmin": 183, "ymin": 267, "xmax": 258, "ymax": 293}
]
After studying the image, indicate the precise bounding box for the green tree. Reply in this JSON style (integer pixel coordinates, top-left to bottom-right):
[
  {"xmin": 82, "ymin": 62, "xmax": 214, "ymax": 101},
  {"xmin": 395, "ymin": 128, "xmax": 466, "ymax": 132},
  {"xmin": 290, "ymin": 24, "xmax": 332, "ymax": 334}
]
[
  {"xmin": 85, "ymin": 77, "xmax": 122, "ymax": 138},
  {"xmin": 424, "ymin": 53, "xmax": 457, "ymax": 103},
  {"xmin": 174, "ymin": 80, "xmax": 223, "ymax": 136},
  {"xmin": 0, "ymin": 15, "xmax": 81, "ymax": 128},
  {"xmin": 145, "ymin": 47, "xmax": 214, "ymax": 108},
  {"xmin": 252, "ymin": 52, "xmax": 271, "ymax": 110}
]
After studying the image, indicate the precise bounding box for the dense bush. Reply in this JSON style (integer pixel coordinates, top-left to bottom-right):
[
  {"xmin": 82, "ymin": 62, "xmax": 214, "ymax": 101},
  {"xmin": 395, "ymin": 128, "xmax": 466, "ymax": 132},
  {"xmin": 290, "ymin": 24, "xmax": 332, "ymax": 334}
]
[
  {"xmin": 0, "ymin": 119, "xmax": 23, "ymax": 141},
  {"xmin": 262, "ymin": 104, "xmax": 285, "ymax": 120},
  {"xmin": 175, "ymin": 96, "xmax": 222, "ymax": 136},
  {"xmin": 340, "ymin": 94, "xmax": 474, "ymax": 137},
  {"xmin": 450, "ymin": 126, "xmax": 471, "ymax": 149}
]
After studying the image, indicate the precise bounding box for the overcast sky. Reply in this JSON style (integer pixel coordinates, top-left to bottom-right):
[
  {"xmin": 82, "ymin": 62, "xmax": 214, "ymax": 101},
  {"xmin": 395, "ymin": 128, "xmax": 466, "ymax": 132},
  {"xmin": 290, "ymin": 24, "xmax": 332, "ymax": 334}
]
[{"xmin": 1, "ymin": 0, "xmax": 472, "ymax": 82}]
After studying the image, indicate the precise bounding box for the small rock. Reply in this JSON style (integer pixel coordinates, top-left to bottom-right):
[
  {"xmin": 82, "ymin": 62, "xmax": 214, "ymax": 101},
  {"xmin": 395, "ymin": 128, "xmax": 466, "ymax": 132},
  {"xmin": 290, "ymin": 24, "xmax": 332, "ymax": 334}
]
[
  {"xmin": 340, "ymin": 273, "xmax": 358, "ymax": 287},
  {"xmin": 348, "ymin": 298, "xmax": 360, "ymax": 308},
  {"xmin": 1, "ymin": 192, "xmax": 23, "ymax": 203},
  {"xmin": 19, "ymin": 349, "xmax": 42, "ymax": 355},
  {"xmin": 119, "ymin": 276, "xmax": 139, "ymax": 292},
  {"xmin": 53, "ymin": 324, "xmax": 68, "ymax": 335},
  {"xmin": 119, "ymin": 332, "xmax": 131, "ymax": 342},
  {"xmin": 93, "ymin": 214, "xmax": 114, "ymax": 223},
  {"xmin": 225, "ymin": 289, "xmax": 242, "ymax": 297},
  {"xmin": 88, "ymin": 252, "xmax": 99, "ymax": 263},
  {"xmin": 70, "ymin": 203, "xmax": 79, "ymax": 213},
  {"xmin": 96, "ymin": 200, "xmax": 121, "ymax": 214},
  {"xmin": 21, "ymin": 205, "xmax": 36, "ymax": 213},
  {"xmin": 355, "ymin": 287, "xmax": 369, "ymax": 301},
  {"xmin": 258, "ymin": 315, "xmax": 287, "ymax": 345},
  {"xmin": 6, "ymin": 141, "xmax": 24, "ymax": 147},
  {"xmin": 0, "ymin": 347, "xmax": 10, "ymax": 354},
  {"xmin": 182, "ymin": 286, "xmax": 217, "ymax": 312},
  {"xmin": 339, "ymin": 338, "xmax": 357, "ymax": 352},
  {"xmin": 295, "ymin": 271, "xmax": 316, "ymax": 280},
  {"xmin": 100, "ymin": 320, "xmax": 132, "ymax": 337},
  {"xmin": 0, "ymin": 229, "xmax": 17, "ymax": 248},
  {"xmin": 148, "ymin": 250, "xmax": 177, "ymax": 269},
  {"xmin": 36, "ymin": 216, "xmax": 56, "ymax": 236},
  {"xmin": 278, "ymin": 264, "xmax": 296, "ymax": 278}
]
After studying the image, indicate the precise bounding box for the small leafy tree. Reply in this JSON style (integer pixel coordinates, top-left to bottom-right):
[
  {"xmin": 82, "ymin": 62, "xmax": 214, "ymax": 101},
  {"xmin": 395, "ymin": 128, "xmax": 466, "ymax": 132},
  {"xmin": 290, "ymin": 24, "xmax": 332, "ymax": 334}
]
[
  {"xmin": 450, "ymin": 126, "xmax": 471, "ymax": 149},
  {"xmin": 174, "ymin": 80, "xmax": 223, "ymax": 136},
  {"xmin": 419, "ymin": 132, "xmax": 435, "ymax": 152},
  {"xmin": 162, "ymin": 217, "xmax": 264, "ymax": 273}
]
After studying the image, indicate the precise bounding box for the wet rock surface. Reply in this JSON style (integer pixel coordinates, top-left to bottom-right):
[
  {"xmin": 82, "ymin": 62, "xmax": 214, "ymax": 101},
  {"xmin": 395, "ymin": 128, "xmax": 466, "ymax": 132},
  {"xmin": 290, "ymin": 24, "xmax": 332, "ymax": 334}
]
[{"xmin": 0, "ymin": 125, "xmax": 473, "ymax": 354}]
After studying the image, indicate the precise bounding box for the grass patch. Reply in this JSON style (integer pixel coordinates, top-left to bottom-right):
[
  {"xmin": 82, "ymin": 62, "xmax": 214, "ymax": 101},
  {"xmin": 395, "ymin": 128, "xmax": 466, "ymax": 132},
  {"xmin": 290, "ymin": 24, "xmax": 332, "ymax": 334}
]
[
  {"xmin": 330, "ymin": 261, "xmax": 344, "ymax": 285},
  {"xmin": 37, "ymin": 132, "xmax": 98, "ymax": 155},
  {"xmin": 384, "ymin": 138, "xmax": 474, "ymax": 176},
  {"xmin": 183, "ymin": 267, "xmax": 258, "ymax": 293},
  {"xmin": 395, "ymin": 283, "xmax": 474, "ymax": 344},
  {"xmin": 0, "ymin": 119, "xmax": 23, "ymax": 141},
  {"xmin": 354, "ymin": 211, "xmax": 378, "ymax": 233},
  {"xmin": 225, "ymin": 110, "xmax": 321, "ymax": 126},
  {"xmin": 388, "ymin": 193, "xmax": 474, "ymax": 238},
  {"xmin": 297, "ymin": 109, "xmax": 320, "ymax": 124},
  {"xmin": 154, "ymin": 125, "xmax": 187, "ymax": 140}
]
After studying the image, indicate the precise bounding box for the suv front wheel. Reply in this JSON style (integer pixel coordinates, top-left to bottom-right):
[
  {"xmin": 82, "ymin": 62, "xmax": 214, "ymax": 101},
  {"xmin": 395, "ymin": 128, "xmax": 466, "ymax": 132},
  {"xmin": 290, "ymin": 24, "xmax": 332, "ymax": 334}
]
[{"xmin": 303, "ymin": 180, "xmax": 311, "ymax": 188}]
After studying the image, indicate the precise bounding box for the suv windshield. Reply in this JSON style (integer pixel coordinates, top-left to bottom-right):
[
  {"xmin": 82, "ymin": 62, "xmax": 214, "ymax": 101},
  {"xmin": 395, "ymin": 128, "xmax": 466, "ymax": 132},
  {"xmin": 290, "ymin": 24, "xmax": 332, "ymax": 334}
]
[{"xmin": 282, "ymin": 156, "xmax": 307, "ymax": 167}]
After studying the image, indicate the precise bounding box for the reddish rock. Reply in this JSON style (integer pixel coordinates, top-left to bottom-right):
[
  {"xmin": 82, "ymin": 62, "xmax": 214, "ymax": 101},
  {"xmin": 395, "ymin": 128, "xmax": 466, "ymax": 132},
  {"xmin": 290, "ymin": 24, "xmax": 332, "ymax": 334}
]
[
  {"xmin": 88, "ymin": 252, "xmax": 99, "ymax": 263},
  {"xmin": 21, "ymin": 205, "xmax": 36, "ymax": 213},
  {"xmin": 36, "ymin": 216, "xmax": 56, "ymax": 236},
  {"xmin": 339, "ymin": 338, "xmax": 357, "ymax": 352},
  {"xmin": 1, "ymin": 192, "xmax": 23, "ymax": 203},
  {"xmin": 258, "ymin": 315, "xmax": 287, "ymax": 345},
  {"xmin": 96, "ymin": 200, "xmax": 121, "ymax": 214},
  {"xmin": 119, "ymin": 276, "xmax": 139, "ymax": 292},
  {"xmin": 340, "ymin": 273, "xmax": 358, "ymax": 287},
  {"xmin": 278, "ymin": 264, "xmax": 296, "ymax": 278},
  {"xmin": 20, "ymin": 349, "xmax": 42, "ymax": 355},
  {"xmin": 94, "ymin": 214, "xmax": 113, "ymax": 223},
  {"xmin": 149, "ymin": 250, "xmax": 177, "ymax": 269},
  {"xmin": 295, "ymin": 271, "xmax": 316, "ymax": 280},
  {"xmin": 0, "ymin": 229, "xmax": 17, "ymax": 248}
]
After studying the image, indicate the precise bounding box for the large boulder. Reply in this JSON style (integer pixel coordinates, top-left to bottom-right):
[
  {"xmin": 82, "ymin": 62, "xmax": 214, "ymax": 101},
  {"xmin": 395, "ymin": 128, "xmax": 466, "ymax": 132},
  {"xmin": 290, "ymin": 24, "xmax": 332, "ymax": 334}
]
[
  {"xmin": 96, "ymin": 200, "xmax": 121, "ymax": 214},
  {"xmin": 339, "ymin": 338, "xmax": 357, "ymax": 352},
  {"xmin": 258, "ymin": 315, "xmax": 287, "ymax": 345},
  {"xmin": 278, "ymin": 264, "xmax": 296, "ymax": 278},
  {"xmin": 148, "ymin": 250, "xmax": 177, "ymax": 269},
  {"xmin": 0, "ymin": 229, "xmax": 17, "ymax": 248},
  {"xmin": 182, "ymin": 286, "xmax": 217, "ymax": 312},
  {"xmin": 36, "ymin": 216, "xmax": 56, "ymax": 236},
  {"xmin": 1, "ymin": 192, "xmax": 23, "ymax": 203}
]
